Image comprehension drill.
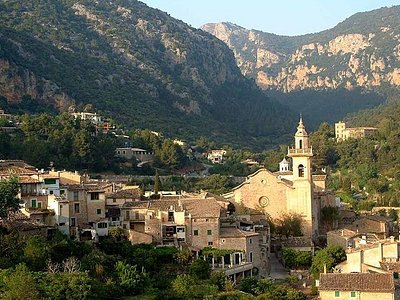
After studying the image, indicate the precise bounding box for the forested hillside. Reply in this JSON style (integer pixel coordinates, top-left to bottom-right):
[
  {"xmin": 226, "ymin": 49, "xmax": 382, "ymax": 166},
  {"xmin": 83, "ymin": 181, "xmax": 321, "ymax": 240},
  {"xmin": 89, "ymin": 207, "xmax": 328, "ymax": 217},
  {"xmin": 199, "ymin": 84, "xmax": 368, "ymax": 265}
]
[{"xmin": 0, "ymin": 0, "xmax": 294, "ymax": 149}]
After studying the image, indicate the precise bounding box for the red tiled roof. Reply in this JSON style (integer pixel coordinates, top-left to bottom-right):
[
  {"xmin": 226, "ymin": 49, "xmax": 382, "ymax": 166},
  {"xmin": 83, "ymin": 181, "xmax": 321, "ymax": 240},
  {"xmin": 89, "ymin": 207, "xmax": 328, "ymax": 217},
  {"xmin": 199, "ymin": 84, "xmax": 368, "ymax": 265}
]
[
  {"xmin": 219, "ymin": 227, "xmax": 258, "ymax": 238},
  {"xmin": 319, "ymin": 273, "xmax": 395, "ymax": 292}
]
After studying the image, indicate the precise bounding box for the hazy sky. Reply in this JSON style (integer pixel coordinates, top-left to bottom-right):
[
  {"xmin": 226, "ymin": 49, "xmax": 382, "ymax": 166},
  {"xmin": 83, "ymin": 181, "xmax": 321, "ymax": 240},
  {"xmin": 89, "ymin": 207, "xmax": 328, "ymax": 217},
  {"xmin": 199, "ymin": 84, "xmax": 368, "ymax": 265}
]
[{"xmin": 140, "ymin": 0, "xmax": 400, "ymax": 36}]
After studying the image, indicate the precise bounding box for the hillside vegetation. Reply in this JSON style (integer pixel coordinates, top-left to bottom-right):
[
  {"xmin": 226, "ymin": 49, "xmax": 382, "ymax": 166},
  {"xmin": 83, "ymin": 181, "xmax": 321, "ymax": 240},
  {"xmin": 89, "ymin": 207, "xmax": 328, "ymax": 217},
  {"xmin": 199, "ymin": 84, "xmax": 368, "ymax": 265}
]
[{"xmin": 0, "ymin": 0, "xmax": 294, "ymax": 149}]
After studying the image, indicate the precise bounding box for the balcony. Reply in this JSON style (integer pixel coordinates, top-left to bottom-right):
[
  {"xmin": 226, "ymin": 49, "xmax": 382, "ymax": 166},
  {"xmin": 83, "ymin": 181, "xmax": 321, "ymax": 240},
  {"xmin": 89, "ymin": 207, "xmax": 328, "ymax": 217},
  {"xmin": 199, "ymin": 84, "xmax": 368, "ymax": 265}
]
[{"xmin": 288, "ymin": 147, "xmax": 313, "ymax": 156}]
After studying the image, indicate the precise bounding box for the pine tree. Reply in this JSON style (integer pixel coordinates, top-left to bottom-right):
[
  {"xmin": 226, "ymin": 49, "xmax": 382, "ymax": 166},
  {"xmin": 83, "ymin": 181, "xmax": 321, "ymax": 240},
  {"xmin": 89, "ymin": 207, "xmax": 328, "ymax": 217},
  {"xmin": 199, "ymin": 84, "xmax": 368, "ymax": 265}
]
[{"xmin": 154, "ymin": 170, "xmax": 160, "ymax": 195}]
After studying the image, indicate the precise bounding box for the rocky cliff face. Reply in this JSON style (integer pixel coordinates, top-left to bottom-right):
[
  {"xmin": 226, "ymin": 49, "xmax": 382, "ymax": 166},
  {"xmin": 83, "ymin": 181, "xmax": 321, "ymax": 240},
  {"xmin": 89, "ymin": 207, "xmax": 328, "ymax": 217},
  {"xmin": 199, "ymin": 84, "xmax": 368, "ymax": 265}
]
[
  {"xmin": 0, "ymin": 59, "xmax": 73, "ymax": 110},
  {"xmin": 0, "ymin": 0, "xmax": 294, "ymax": 147},
  {"xmin": 202, "ymin": 6, "xmax": 400, "ymax": 93}
]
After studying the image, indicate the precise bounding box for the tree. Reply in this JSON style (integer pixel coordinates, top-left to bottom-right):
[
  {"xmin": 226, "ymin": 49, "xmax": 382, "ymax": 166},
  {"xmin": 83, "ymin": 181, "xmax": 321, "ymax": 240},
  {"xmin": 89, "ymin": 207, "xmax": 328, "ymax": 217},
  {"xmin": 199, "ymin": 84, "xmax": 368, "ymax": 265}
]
[
  {"xmin": 154, "ymin": 170, "xmax": 160, "ymax": 195},
  {"xmin": 310, "ymin": 246, "xmax": 346, "ymax": 277},
  {"xmin": 172, "ymin": 274, "xmax": 196, "ymax": 298},
  {"xmin": 115, "ymin": 261, "xmax": 145, "ymax": 295},
  {"xmin": 189, "ymin": 259, "xmax": 211, "ymax": 280},
  {"xmin": 1, "ymin": 263, "xmax": 39, "ymax": 300},
  {"xmin": 320, "ymin": 206, "xmax": 339, "ymax": 232},
  {"xmin": 275, "ymin": 213, "xmax": 303, "ymax": 237},
  {"xmin": 281, "ymin": 248, "xmax": 312, "ymax": 269},
  {"xmin": 24, "ymin": 236, "xmax": 49, "ymax": 271},
  {"xmin": 0, "ymin": 176, "xmax": 21, "ymax": 218}
]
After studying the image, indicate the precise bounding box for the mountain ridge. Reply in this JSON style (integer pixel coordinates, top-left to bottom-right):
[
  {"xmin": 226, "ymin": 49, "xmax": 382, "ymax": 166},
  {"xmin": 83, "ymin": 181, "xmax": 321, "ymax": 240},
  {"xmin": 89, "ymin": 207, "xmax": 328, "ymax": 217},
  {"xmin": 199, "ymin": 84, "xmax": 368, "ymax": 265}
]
[
  {"xmin": 201, "ymin": 6, "xmax": 400, "ymax": 92},
  {"xmin": 0, "ymin": 0, "xmax": 295, "ymax": 149}
]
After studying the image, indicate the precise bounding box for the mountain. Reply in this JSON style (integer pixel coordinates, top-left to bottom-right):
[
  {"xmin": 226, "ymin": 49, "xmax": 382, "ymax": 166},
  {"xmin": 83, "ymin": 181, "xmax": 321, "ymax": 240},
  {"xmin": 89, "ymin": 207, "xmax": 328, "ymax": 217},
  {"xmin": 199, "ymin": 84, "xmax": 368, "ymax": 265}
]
[
  {"xmin": 0, "ymin": 0, "xmax": 295, "ymax": 149},
  {"xmin": 202, "ymin": 6, "xmax": 400, "ymax": 92},
  {"xmin": 202, "ymin": 7, "xmax": 400, "ymax": 128}
]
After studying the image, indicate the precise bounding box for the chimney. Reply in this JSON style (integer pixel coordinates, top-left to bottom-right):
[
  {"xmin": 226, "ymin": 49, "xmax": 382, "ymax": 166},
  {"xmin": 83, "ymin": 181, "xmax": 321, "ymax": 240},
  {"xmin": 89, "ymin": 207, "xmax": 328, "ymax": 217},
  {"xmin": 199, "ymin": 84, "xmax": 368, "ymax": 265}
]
[{"xmin": 323, "ymin": 264, "xmax": 327, "ymax": 274}]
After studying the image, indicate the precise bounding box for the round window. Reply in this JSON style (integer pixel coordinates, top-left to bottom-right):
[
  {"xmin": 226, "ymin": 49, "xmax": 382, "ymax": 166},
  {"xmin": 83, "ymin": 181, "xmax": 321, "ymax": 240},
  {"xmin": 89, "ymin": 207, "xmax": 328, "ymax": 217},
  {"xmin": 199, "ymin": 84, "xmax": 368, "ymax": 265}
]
[{"xmin": 259, "ymin": 196, "xmax": 269, "ymax": 207}]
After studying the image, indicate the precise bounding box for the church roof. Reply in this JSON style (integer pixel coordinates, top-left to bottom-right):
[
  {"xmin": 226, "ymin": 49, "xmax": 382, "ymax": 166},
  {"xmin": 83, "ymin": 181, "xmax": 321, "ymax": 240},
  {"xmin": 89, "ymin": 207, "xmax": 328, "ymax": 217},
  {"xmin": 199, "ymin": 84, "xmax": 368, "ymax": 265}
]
[
  {"xmin": 229, "ymin": 168, "xmax": 294, "ymax": 192},
  {"xmin": 279, "ymin": 158, "xmax": 289, "ymax": 164}
]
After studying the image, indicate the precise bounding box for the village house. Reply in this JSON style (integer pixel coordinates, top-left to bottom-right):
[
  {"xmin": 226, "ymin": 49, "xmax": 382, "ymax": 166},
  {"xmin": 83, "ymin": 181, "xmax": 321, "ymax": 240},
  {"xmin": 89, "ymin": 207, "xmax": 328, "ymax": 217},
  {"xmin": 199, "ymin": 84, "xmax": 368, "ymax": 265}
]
[
  {"xmin": 224, "ymin": 118, "xmax": 337, "ymax": 238},
  {"xmin": 207, "ymin": 149, "xmax": 227, "ymax": 164},
  {"xmin": 336, "ymin": 237, "xmax": 400, "ymax": 274},
  {"xmin": 105, "ymin": 186, "xmax": 141, "ymax": 229},
  {"xmin": 71, "ymin": 111, "xmax": 103, "ymax": 125},
  {"xmin": 0, "ymin": 108, "xmax": 13, "ymax": 121},
  {"xmin": 115, "ymin": 147, "xmax": 154, "ymax": 162},
  {"xmin": 352, "ymin": 214, "xmax": 394, "ymax": 239},
  {"xmin": 335, "ymin": 121, "xmax": 377, "ymax": 142},
  {"xmin": 318, "ymin": 273, "xmax": 398, "ymax": 300},
  {"xmin": 119, "ymin": 194, "xmax": 270, "ymax": 279}
]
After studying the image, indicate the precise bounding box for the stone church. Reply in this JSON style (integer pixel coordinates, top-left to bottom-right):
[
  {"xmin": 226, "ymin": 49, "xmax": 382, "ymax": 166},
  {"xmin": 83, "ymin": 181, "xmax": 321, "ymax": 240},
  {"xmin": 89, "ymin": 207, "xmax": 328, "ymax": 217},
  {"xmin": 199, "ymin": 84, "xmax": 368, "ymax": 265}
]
[{"xmin": 224, "ymin": 118, "xmax": 335, "ymax": 238}]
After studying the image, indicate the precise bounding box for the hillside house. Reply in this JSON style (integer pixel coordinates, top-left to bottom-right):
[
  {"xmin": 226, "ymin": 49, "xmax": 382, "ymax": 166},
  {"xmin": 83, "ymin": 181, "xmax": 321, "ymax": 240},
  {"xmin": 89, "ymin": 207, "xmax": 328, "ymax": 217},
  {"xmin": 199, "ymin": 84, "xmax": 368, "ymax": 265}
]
[
  {"xmin": 207, "ymin": 149, "xmax": 227, "ymax": 164},
  {"xmin": 335, "ymin": 121, "xmax": 377, "ymax": 142}
]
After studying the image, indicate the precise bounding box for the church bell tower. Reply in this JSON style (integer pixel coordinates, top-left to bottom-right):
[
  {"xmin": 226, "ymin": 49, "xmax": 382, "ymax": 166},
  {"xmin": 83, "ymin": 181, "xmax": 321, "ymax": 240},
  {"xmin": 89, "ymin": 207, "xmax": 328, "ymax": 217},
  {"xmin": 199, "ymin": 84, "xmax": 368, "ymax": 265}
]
[
  {"xmin": 288, "ymin": 116, "xmax": 313, "ymax": 181},
  {"xmin": 287, "ymin": 117, "xmax": 317, "ymax": 237}
]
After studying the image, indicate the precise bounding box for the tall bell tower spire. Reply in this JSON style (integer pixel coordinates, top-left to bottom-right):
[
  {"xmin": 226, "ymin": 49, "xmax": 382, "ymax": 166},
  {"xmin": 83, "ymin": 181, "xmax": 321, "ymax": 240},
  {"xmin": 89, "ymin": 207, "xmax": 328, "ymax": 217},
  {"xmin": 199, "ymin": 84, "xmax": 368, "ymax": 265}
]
[
  {"xmin": 288, "ymin": 116, "xmax": 313, "ymax": 181},
  {"xmin": 287, "ymin": 117, "xmax": 317, "ymax": 237}
]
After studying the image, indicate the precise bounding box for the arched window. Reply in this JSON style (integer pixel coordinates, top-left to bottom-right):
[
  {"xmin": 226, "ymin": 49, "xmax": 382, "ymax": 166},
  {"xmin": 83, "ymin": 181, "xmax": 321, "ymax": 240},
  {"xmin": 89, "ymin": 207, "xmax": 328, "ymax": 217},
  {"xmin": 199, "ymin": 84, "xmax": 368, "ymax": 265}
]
[
  {"xmin": 298, "ymin": 164, "xmax": 304, "ymax": 177},
  {"xmin": 299, "ymin": 140, "xmax": 303, "ymax": 149}
]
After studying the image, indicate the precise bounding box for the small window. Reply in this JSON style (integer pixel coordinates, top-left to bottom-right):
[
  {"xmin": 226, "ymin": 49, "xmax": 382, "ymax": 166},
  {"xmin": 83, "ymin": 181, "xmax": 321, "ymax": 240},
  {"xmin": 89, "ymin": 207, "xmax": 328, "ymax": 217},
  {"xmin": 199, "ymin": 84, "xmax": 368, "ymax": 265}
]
[
  {"xmin": 71, "ymin": 217, "xmax": 76, "ymax": 227},
  {"xmin": 96, "ymin": 209, "xmax": 102, "ymax": 215},
  {"xmin": 249, "ymin": 238, "xmax": 252, "ymax": 244},
  {"xmin": 91, "ymin": 192, "xmax": 100, "ymax": 200},
  {"xmin": 205, "ymin": 218, "xmax": 209, "ymax": 222},
  {"xmin": 37, "ymin": 202, "xmax": 42, "ymax": 209},
  {"xmin": 208, "ymin": 241, "xmax": 213, "ymax": 246},
  {"xmin": 74, "ymin": 203, "xmax": 80, "ymax": 213},
  {"xmin": 31, "ymin": 199, "xmax": 37, "ymax": 208},
  {"xmin": 207, "ymin": 229, "xmax": 212, "ymax": 236},
  {"xmin": 44, "ymin": 179, "xmax": 56, "ymax": 185},
  {"xmin": 97, "ymin": 223, "xmax": 107, "ymax": 229},
  {"xmin": 350, "ymin": 291, "xmax": 356, "ymax": 298},
  {"xmin": 249, "ymin": 252, "xmax": 253, "ymax": 262},
  {"xmin": 60, "ymin": 189, "xmax": 65, "ymax": 195},
  {"xmin": 73, "ymin": 191, "xmax": 79, "ymax": 201},
  {"xmin": 193, "ymin": 230, "xmax": 199, "ymax": 236},
  {"xmin": 298, "ymin": 164, "xmax": 304, "ymax": 177},
  {"xmin": 113, "ymin": 199, "xmax": 116, "ymax": 203},
  {"xmin": 334, "ymin": 291, "xmax": 340, "ymax": 298}
]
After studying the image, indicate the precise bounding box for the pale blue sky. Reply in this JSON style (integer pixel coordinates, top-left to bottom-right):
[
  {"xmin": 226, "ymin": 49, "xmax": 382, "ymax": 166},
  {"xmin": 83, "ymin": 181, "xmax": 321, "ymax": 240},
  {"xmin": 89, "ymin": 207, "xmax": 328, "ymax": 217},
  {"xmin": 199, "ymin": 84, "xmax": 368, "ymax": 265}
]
[{"xmin": 140, "ymin": 0, "xmax": 400, "ymax": 36}]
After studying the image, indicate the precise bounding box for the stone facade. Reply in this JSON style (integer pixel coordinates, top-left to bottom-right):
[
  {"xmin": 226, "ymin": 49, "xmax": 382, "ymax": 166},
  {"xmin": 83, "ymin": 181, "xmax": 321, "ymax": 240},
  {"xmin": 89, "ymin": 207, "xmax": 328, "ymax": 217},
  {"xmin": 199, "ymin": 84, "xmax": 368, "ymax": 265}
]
[
  {"xmin": 226, "ymin": 118, "xmax": 333, "ymax": 237},
  {"xmin": 119, "ymin": 195, "xmax": 269, "ymax": 277},
  {"xmin": 335, "ymin": 121, "xmax": 377, "ymax": 142}
]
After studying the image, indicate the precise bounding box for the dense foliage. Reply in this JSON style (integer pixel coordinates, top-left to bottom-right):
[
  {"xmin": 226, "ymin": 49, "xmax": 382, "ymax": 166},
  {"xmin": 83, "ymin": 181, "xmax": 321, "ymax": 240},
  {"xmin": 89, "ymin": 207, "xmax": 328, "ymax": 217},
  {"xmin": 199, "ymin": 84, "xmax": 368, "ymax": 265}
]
[
  {"xmin": 0, "ymin": 229, "xmax": 311, "ymax": 299},
  {"xmin": 0, "ymin": 177, "xmax": 21, "ymax": 218},
  {"xmin": 309, "ymin": 246, "xmax": 346, "ymax": 278},
  {"xmin": 0, "ymin": 0, "xmax": 295, "ymax": 149},
  {"xmin": 0, "ymin": 113, "xmax": 117, "ymax": 172}
]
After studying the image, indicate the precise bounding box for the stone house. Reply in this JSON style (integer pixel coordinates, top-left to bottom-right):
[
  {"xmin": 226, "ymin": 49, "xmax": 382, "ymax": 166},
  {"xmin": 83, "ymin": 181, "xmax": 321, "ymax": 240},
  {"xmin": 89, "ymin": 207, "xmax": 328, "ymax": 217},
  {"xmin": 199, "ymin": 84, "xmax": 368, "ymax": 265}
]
[
  {"xmin": 335, "ymin": 121, "xmax": 377, "ymax": 142},
  {"xmin": 318, "ymin": 273, "xmax": 397, "ymax": 300},
  {"xmin": 337, "ymin": 238, "xmax": 400, "ymax": 274},
  {"xmin": 115, "ymin": 147, "xmax": 153, "ymax": 162},
  {"xmin": 352, "ymin": 215, "xmax": 394, "ymax": 239},
  {"xmin": 207, "ymin": 149, "xmax": 227, "ymax": 164},
  {"xmin": 120, "ymin": 195, "xmax": 269, "ymax": 279}
]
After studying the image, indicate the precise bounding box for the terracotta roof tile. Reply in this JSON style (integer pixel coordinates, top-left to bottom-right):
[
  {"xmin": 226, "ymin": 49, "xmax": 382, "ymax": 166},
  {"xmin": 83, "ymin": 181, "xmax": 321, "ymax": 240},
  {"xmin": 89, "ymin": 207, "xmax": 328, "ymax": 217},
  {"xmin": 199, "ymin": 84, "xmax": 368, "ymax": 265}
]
[
  {"xmin": 219, "ymin": 227, "xmax": 258, "ymax": 238},
  {"xmin": 319, "ymin": 273, "xmax": 395, "ymax": 292}
]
